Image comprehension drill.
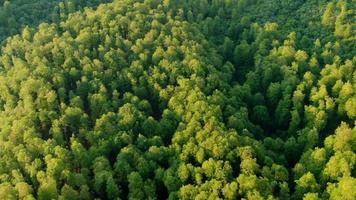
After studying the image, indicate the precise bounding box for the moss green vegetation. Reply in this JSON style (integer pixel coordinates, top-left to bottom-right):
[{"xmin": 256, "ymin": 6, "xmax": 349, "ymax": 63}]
[{"xmin": 0, "ymin": 0, "xmax": 355, "ymax": 199}]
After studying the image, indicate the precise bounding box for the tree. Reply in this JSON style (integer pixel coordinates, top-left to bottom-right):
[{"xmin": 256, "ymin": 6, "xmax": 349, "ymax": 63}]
[
  {"xmin": 294, "ymin": 172, "xmax": 320, "ymax": 199},
  {"xmin": 327, "ymin": 176, "xmax": 356, "ymax": 200},
  {"xmin": 128, "ymin": 172, "xmax": 145, "ymax": 200},
  {"xmin": 233, "ymin": 40, "xmax": 252, "ymax": 66},
  {"xmin": 322, "ymin": 3, "xmax": 334, "ymax": 27},
  {"xmin": 38, "ymin": 178, "xmax": 59, "ymax": 200},
  {"xmin": 0, "ymin": 183, "xmax": 17, "ymax": 200}
]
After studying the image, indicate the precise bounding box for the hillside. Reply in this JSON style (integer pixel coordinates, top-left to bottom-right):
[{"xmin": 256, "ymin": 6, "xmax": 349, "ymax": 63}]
[{"xmin": 0, "ymin": 0, "xmax": 355, "ymax": 199}]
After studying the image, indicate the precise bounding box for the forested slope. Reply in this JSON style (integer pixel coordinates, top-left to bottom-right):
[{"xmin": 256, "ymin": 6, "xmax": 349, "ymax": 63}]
[{"xmin": 0, "ymin": 0, "xmax": 355, "ymax": 199}]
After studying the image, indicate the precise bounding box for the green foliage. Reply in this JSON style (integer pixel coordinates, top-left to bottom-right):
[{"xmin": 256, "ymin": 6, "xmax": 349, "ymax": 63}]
[
  {"xmin": 0, "ymin": 0, "xmax": 112, "ymax": 43},
  {"xmin": 0, "ymin": 0, "xmax": 354, "ymax": 199}
]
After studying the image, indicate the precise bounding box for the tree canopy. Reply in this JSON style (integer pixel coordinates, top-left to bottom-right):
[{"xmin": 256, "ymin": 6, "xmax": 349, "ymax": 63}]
[{"xmin": 0, "ymin": 0, "xmax": 355, "ymax": 199}]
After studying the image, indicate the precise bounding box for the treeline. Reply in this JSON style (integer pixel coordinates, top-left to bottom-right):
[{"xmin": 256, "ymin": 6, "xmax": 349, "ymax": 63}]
[{"xmin": 0, "ymin": 0, "xmax": 354, "ymax": 199}]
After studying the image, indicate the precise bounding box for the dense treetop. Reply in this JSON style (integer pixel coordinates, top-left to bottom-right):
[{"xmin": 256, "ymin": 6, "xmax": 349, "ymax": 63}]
[
  {"xmin": 0, "ymin": 0, "xmax": 355, "ymax": 199},
  {"xmin": 0, "ymin": 0, "xmax": 112, "ymax": 42}
]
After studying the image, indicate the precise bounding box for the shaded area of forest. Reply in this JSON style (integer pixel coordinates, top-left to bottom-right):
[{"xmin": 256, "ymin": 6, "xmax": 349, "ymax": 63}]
[{"xmin": 0, "ymin": 0, "xmax": 112, "ymax": 43}]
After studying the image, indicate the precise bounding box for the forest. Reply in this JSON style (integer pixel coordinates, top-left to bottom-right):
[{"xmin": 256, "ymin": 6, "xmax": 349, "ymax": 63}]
[{"xmin": 0, "ymin": 0, "xmax": 355, "ymax": 199}]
